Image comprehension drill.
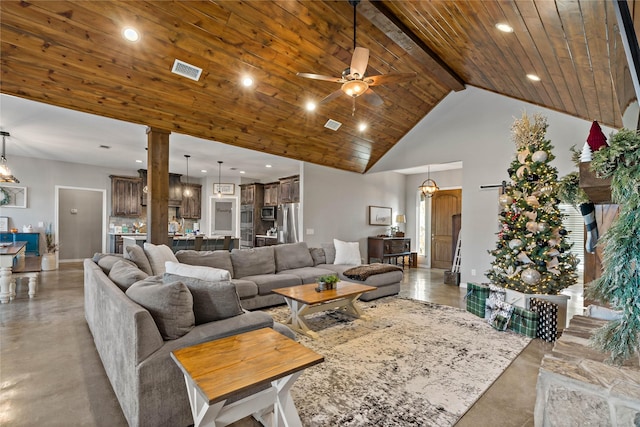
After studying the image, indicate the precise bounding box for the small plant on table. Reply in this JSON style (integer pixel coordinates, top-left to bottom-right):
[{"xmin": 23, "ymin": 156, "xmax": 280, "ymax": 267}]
[{"xmin": 316, "ymin": 274, "xmax": 339, "ymax": 292}]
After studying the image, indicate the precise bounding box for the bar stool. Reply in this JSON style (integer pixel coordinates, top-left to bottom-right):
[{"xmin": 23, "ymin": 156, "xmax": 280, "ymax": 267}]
[{"xmin": 194, "ymin": 235, "xmax": 204, "ymax": 251}]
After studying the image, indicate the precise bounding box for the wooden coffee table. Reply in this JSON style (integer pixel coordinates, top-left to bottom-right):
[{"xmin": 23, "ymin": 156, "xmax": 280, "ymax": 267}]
[
  {"xmin": 171, "ymin": 327, "xmax": 323, "ymax": 427},
  {"xmin": 272, "ymin": 281, "xmax": 376, "ymax": 339}
]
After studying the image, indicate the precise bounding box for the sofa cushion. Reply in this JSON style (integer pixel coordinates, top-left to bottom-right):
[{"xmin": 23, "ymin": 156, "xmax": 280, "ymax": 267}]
[
  {"xmin": 242, "ymin": 273, "xmax": 301, "ymax": 295},
  {"xmin": 163, "ymin": 273, "xmax": 243, "ymax": 324},
  {"xmin": 108, "ymin": 260, "xmax": 149, "ymax": 291},
  {"xmin": 231, "ymin": 279, "xmax": 259, "ymax": 299},
  {"xmin": 126, "ymin": 276, "xmax": 194, "ymax": 340},
  {"xmin": 143, "ymin": 243, "xmax": 178, "ymax": 275},
  {"xmin": 230, "ymin": 246, "xmax": 276, "ymax": 278},
  {"xmin": 165, "ymin": 261, "xmax": 231, "ymax": 282},
  {"xmin": 123, "ymin": 244, "xmax": 153, "ymax": 276},
  {"xmin": 274, "ymin": 242, "xmax": 314, "ymax": 272},
  {"xmin": 278, "ymin": 267, "xmax": 336, "ymax": 284},
  {"xmin": 175, "ymin": 250, "xmax": 234, "ymax": 277},
  {"xmin": 92, "ymin": 253, "xmax": 135, "ymax": 275},
  {"xmin": 309, "ymin": 247, "xmax": 326, "ymax": 266},
  {"xmin": 333, "ymin": 239, "xmax": 362, "ymax": 266},
  {"xmin": 321, "ymin": 243, "xmax": 336, "ymax": 264}
]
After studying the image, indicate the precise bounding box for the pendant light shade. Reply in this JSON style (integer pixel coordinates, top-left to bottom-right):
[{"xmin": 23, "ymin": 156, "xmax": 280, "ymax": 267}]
[
  {"xmin": 217, "ymin": 161, "xmax": 223, "ymax": 198},
  {"xmin": 0, "ymin": 131, "xmax": 19, "ymax": 183},
  {"xmin": 419, "ymin": 165, "xmax": 438, "ymax": 198},
  {"xmin": 183, "ymin": 154, "xmax": 192, "ymax": 197}
]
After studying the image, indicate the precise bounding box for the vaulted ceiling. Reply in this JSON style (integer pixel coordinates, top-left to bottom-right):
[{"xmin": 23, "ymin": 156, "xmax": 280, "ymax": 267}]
[{"xmin": 1, "ymin": 1, "xmax": 637, "ymax": 174}]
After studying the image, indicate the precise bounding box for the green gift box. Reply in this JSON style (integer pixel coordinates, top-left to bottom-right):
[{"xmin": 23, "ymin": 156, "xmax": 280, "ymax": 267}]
[
  {"xmin": 465, "ymin": 282, "xmax": 490, "ymax": 318},
  {"xmin": 508, "ymin": 306, "xmax": 539, "ymax": 338}
]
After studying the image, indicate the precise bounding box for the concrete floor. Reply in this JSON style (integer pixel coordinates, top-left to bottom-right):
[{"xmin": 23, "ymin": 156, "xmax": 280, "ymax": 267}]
[{"xmin": 0, "ymin": 262, "xmax": 583, "ymax": 426}]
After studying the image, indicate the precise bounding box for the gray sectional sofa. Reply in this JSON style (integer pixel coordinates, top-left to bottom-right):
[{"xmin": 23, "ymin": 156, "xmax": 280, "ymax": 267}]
[
  {"xmin": 83, "ymin": 241, "xmax": 402, "ymax": 427},
  {"xmin": 175, "ymin": 241, "xmax": 403, "ymax": 310}
]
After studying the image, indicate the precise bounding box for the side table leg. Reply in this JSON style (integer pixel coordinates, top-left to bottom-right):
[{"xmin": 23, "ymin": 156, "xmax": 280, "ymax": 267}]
[
  {"xmin": 0, "ymin": 267, "xmax": 12, "ymax": 304},
  {"xmin": 273, "ymin": 371, "xmax": 303, "ymax": 427},
  {"xmin": 10, "ymin": 277, "xmax": 16, "ymax": 300},
  {"xmin": 28, "ymin": 274, "xmax": 38, "ymax": 298},
  {"xmin": 288, "ymin": 299, "xmax": 318, "ymax": 339}
]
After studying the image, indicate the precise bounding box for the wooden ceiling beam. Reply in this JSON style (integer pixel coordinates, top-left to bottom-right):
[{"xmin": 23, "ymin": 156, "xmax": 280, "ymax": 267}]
[{"xmin": 360, "ymin": 0, "xmax": 465, "ymax": 92}]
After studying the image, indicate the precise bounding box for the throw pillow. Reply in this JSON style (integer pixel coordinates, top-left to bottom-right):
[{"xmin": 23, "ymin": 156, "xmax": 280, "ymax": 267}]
[
  {"xmin": 143, "ymin": 243, "xmax": 178, "ymax": 275},
  {"xmin": 274, "ymin": 242, "xmax": 314, "ymax": 271},
  {"xmin": 163, "ymin": 273, "xmax": 243, "ymax": 324},
  {"xmin": 92, "ymin": 253, "xmax": 135, "ymax": 275},
  {"xmin": 309, "ymin": 247, "xmax": 326, "ymax": 266},
  {"xmin": 126, "ymin": 276, "xmax": 194, "ymax": 340},
  {"xmin": 321, "ymin": 243, "xmax": 336, "ymax": 264},
  {"xmin": 175, "ymin": 250, "xmax": 234, "ymax": 277},
  {"xmin": 108, "ymin": 260, "xmax": 149, "ymax": 291},
  {"xmin": 333, "ymin": 239, "xmax": 361, "ymax": 266},
  {"xmin": 230, "ymin": 246, "xmax": 276, "ymax": 278},
  {"xmin": 123, "ymin": 244, "xmax": 153, "ymax": 276},
  {"xmin": 165, "ymin": 261, "xmax": 231, "ymax": 282}
]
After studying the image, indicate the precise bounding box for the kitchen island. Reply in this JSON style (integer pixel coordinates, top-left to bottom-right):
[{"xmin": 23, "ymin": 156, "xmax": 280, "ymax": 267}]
[{"xmin": 120, "ymin": 234, "xmax": 238, "ymax": 253}]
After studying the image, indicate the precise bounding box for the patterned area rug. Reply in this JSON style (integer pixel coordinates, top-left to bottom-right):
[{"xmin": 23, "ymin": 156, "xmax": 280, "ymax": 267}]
[{"xmin": 265, "ymin": 297, "xmax": 531, "ymax": 426}]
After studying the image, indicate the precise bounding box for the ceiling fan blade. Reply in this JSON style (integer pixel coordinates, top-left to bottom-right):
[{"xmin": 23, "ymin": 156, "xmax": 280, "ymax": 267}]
[
  {"xmin": 349, "ymin": 47, "xmax": 369, "ymax": 79},
  {"xmin": 362, "ymin": 88, "xmax": 384, "ymax": 107},
  {"xmin": 366, "ymin": 72, "xmax": 417, "ymax": 86},
  {"xmin": 319, "ymin": 89, "xmax": 345, "ymax": 105},
  {"xmin": 296, "ymin": 72, "xmax": 344, "ymax": 83}
]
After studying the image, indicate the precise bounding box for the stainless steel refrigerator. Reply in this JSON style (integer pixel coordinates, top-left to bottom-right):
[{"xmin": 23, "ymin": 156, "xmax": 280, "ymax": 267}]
[{"xmin": 277, "ymin": 203, "xmax": 300, "ymax": 244}]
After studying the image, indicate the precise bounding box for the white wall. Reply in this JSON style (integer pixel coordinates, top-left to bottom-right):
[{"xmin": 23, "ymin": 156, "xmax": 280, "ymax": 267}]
[
  {"xmin": 371, "ymin": 86, "xmax": 616, "ymax": 284},
  {"xmin": 301, "ymin": 162, "xmax": 405, "ymax": 261}
]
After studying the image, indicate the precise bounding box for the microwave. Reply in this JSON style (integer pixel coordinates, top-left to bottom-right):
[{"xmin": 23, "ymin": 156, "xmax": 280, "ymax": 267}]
[{"xmin": 261, "ymin": 206, "xmax": 276, "ymax": 220}]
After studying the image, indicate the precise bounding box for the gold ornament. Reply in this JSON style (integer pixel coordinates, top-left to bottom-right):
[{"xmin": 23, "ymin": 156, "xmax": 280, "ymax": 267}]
[
  {"xmin": 517, "ymin": 148, "xmax": 530, "ymax": 164},
  {"xmin": 526, "ymin": 195, "xmax": 539, "ymax": 206}
]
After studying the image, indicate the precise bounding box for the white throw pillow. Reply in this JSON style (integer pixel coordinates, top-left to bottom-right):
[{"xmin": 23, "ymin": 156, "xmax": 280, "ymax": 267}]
[
  {"xmin": 143, "ymin": 243, "xmax": 178, "ymax": 275},
  {"xmin": 333, "ymin": 239, "xmax": 361, "ymax": 266},
  {"xmin": 165, "ymin": 261, "xmax": 231, "ymax": 282}
]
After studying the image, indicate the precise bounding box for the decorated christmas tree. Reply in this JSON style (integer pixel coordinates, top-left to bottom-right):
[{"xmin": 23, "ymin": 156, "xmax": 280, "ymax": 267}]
[{"xmin": 487, "ymin": 113, "xmax": 578, "ymax": 294}]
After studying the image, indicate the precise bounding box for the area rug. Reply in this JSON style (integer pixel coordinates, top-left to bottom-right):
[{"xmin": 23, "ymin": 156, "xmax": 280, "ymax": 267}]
[{"xmin": 265, "ymin": 297, "xmax": 531, "ymax": 426}]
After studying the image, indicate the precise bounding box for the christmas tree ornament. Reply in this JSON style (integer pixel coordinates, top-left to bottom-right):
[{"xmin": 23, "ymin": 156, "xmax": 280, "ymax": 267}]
[
  {"xmin": 523, "ymin": 211, "xmax": 537, "ymax": 221},
  {"xmin": 532, "ymin": 150, "xmax": 548, "ymax": 162},
  {"xmin": 521, "ymin": 268, "xmax": 541, "ymax": 285},
  {"xmin": 586, "ymin": 120, "xmax": 608, "ymax": 152},
  {"xmin": 539, "ymin": 185, "xmax": 553, "ymax": 195},
  {"xmin": 517, "ymin": 148, "xmax": 530, "ymax": 164},
  {"xmin": 537, "ymin": 222, "xmax": 550, "ymax": 233},
  {"xmin": 580, "ymin": 142, "xmax": 593, "ymax": 162},
  {"xmin": 508, "ymin": 239, "xmax": 524, "ymax": 249},
  {"xmin": 498, "ymin": 194, "xmax": 513, "ymax": 206},
  {"xmin": 558, "ymin": 229, "xmax": 568, "ymax": 236},
  {"xmin": 516, "ymin": 165, "xmax": 529, "ymax": 178},
  {"xmin": 526, "ymin": 221, "xmax": 538, "ymax": 232},
  {"xmin": 526, "ymin": 195, "xmax": 539, "ymax": 206}
]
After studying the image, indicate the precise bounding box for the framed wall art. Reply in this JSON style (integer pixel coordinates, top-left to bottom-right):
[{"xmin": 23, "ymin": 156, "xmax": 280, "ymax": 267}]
[
  {"xmin": 0, "ymin": 185, "xmax": 27, "ymax": 208},
  {"xmin": 369, "ymin": 205, "xmax": 392, "ymax": 226},
  {"xmin": 0, "ymin": 217, "xmax": 8, "ymax": 232},
  {"xmin": 213, "ymin": 183, "xmax": 235, "ymax": 195}
]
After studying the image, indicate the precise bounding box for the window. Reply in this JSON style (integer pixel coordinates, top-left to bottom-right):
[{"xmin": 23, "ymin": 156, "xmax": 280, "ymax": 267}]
[{"xmin": 558, "ymin": 204, "xmax": 585, "ymax": 272}]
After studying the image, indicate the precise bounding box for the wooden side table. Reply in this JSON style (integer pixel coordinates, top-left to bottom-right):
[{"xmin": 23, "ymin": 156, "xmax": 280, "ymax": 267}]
[{"xmin": 171, "ymin": 327, "xmax": 323, "ymax": 427}]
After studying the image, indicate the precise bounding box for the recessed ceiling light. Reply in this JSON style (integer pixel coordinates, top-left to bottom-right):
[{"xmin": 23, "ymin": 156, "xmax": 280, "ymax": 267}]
[
  {"xmin": 122, "ymin": 27, "xmax": 140, "ymax": 42},
  {"xmin": 306, "ymin": 101, "xmax": 316, "ymax": 112},
  {"xmin": 240, "ymin": 171, "xmax": 246, "ymax": 174},
  {"xmin": 201, "ymin": 169, "xmax": 207, "ymax": 173},
  {"xmin": 242, "ymin": 76, "xmax": 254, "ymax": 87},
  {"xmin": 495, "ymin": 23, "xmax": 514, "ymax": 33},
  {"xmin": 358, "ymin": 123, "xmax": 367, "ymax": 132},
  {"xmin": 135, "ymin": 159, "xmax": 143, "ymax": 163},
  {"xmin": 265, "ymin": 164, "xmax": 272, "ymax": 168},
  {"xmin": 527, "ymin": 74, "xmax": 541, "ymax": 82}
]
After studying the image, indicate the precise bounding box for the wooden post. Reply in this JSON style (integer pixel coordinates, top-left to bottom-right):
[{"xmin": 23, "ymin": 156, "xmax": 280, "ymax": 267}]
[{"xmin": 146, "ymin": 127, "xmax": 171, "ymax": 246}]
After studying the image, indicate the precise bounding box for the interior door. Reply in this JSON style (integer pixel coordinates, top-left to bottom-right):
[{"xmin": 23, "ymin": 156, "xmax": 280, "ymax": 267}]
[
  {"xmin": 431, "ymin": 189, "xmax": 462, "ymax": 269},
  {"xmin": 58, "ymin": 187, "xmax": 105, "ymax": 260}
]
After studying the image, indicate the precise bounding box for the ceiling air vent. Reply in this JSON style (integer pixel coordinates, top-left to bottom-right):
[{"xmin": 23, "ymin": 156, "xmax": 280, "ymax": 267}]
[
  {"xmin": 324, "ymin": 119, "xmax": 342, "ymax": 131},
  {"xmin": 171, "ymin": 59, "xmax": 202, "ymax": 81}
]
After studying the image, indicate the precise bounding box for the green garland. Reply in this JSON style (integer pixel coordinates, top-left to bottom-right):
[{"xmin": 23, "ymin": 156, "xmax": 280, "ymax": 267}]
[
  {"xmin": 0, "ymin": 186, "xmax": 9, "ymax": 206},
  {"xmin": 586, "ymin": 128, "xmax": 640, "ymax": 364}
]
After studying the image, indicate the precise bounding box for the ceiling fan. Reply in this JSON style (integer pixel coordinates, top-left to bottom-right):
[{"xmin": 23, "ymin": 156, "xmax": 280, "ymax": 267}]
[{"xmin": 297, "ymin": 0, "xmax": 417, "ymax": 115}]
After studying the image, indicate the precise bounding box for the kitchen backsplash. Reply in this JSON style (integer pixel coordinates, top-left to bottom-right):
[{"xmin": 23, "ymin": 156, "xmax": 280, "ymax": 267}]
[{"xmin": 109, "ymin": 207, "xmax": 200, "ymax": 234}]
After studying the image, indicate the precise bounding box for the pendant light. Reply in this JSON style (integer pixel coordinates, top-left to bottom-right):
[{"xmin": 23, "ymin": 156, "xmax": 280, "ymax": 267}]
[
  {"xmin": 0, "ymin": 131, "xmax": 19, "ymax": 183},
  {"xmin": 419, "ymin": 165, "xmax": 438, "ymax": 198},
  {"xmin": 183, "ymin": 154, "xmax": 192, "ymax": 197},
  {"xmin": 217, "ymin": 161, "xmax": 223, "ymax": 198}
]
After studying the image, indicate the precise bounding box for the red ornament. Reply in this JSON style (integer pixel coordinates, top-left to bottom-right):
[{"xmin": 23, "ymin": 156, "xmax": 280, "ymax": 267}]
[{"xmin": 586, "ymin": 121, "xmax": 607, "ymax": 152}]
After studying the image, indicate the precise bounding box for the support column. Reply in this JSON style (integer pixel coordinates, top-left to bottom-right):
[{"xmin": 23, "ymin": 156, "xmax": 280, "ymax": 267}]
[{"xmin": 146, "ymin": 127, "xmax": 171, "ymax": 246}]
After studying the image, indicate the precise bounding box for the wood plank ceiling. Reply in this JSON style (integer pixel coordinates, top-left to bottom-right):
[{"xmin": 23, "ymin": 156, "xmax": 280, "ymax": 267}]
[{"xmin": 0, "ymin": 1, "xmax": 635, "ymax": 174}]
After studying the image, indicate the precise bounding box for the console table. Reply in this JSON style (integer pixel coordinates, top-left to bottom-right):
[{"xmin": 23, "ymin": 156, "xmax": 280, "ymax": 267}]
[
  {"xmin": 0, "ymin": 232, "xmax": 40, "ymax": 256},
  {"xmin": 367, "ymin": 237, "xmax": 411, "ymax": 267}
]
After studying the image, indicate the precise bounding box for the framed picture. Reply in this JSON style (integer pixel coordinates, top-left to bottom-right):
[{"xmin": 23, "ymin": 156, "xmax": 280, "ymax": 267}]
[
  {"xmin": 0, "ymin": 185, "xmax": 27, "ymax": 208},
  {"xmin": 213, "ymin": 183, "xmax": 235, "ymax": 195},
  {"xmin": 369, "ymin": 206, "xmax": 392, "ymax": 226},
  {"xmin": 0, "ymin": 217, "xmax": 8, "ymax": 232}
]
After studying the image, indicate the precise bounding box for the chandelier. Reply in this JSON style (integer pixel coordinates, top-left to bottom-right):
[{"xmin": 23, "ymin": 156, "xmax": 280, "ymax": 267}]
[
  {"xmin": 0, "ymin": 131, "xmax": 19, "ymax": 183},
  {"xmin": 419, "ymin": 165, "xmax": 438, "ymax": 198}
]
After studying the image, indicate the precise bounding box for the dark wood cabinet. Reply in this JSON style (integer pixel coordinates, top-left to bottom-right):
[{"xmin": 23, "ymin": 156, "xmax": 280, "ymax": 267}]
[
  {"xmin": 180, "ymin": 183, "xmax": 202, "ymax": 219},
  {"xmin": 255, "ymin": 236, "xmax": 278, "ymax": 247},
  {"xmin": 110, "ymin": 175, "xmax": 142, "ymax": 217},
  {"xmin": 263, "ymin": 182, "xmax": 279, "ymax": 206},
  {"xmin": 367, "ymin": 237, "xmax": 411, "ymax": 266},
  {"xmin": 240, "ymin": 183, "xmax": 263, "ymax": 206},
  {"xmin": 138, "ymin": 169, "xmax": 183, "ymax": 207},
  {"xmin": 279, "ymin": 175, "xmax": 299, "ymax": 203}
]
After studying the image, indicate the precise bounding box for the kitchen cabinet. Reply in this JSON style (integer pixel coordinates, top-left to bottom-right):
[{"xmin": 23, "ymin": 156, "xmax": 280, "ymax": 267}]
[
  {"xmin": 138, "ymin": 169, "xmax": 184, "ymax": 207},
  {"xmin": 109, "ymin": 234, "xmax": 124, "ymax": 254},
  {"xmin": 180, "ymin": 183, "xmax": 202, "ymax": 219},
  {"xmin": 110, "ymin": 175, "xmax": 142, "ymax": 217},
  {"xmin": 278, "ymin": 175, "xmax": 299, "ymax": 203},
  {"xmin": 255, "ymin": 236, "xmax": 278, "ymax": 247},
  {"xmin": 240, "ymin": 183, "xmax": 263, "ymax": 205},
  {"xmin": 367, "ymin": 237, "xmax": 411, "ymax": 267},
  {"xmin": 263, "ymin": 182, "xmax": 279, "ymax": 206}
]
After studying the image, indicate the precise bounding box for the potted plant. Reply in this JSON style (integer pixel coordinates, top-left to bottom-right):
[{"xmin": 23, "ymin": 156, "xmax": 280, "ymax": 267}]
[
  {"xmin": 41, "ymin": 224, "xmax": 59, "ymax": 271},
  {"xmin": 316, "ymin": 274, "xmax": 339, "ymax": 292}
]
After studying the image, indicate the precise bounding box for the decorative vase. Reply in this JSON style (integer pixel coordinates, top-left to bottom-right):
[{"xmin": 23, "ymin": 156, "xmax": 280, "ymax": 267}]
[{"xmin": 41, "ymin": 253, "xmax": 58, "ymax": 271}]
